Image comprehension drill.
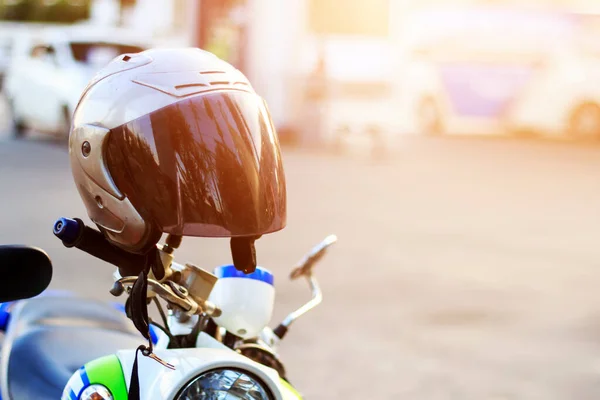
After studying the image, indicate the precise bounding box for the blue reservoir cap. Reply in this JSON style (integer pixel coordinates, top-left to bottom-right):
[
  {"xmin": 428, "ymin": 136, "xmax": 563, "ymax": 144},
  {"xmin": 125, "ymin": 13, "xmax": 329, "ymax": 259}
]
[{"xmin": 214, "ymin": 265, "xmax": 274, "ymax": 286}]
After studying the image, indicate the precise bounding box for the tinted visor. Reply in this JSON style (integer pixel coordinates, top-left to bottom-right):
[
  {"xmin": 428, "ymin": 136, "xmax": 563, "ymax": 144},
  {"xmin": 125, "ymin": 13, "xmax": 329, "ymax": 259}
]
[{"xmin": 105, "ymin": 90, "xmax": 286, "ymax": 237}]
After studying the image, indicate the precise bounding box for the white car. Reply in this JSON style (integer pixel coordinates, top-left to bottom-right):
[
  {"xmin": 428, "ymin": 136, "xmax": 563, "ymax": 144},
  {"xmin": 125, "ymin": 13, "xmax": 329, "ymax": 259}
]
[
  {"xmin": 4, "ymin": 26, "xmax": 147, "ymax": 138},
  {"xmin": 396, "ymin": 8, "xmax": 600, "ymax": 140}
]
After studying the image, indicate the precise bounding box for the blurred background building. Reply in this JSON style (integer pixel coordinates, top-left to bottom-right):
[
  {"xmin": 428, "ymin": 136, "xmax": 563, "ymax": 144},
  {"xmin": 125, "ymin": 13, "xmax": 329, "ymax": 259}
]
[{"xmin": 1, "ymin": 0, "xmax": 600, "ymax": 148}]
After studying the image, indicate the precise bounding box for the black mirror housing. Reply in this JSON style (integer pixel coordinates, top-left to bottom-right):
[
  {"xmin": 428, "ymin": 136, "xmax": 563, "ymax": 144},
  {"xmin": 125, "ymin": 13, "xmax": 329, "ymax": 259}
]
[{"xmin": 0, "ymin": 245, "xmax": 53, "ymax": 303}]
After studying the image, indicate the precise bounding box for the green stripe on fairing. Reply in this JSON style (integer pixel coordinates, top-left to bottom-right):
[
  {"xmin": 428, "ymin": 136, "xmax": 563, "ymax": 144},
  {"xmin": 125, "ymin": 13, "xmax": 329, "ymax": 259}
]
[
  {"xmin": 280, "ymin": 378, "xmax": 303, "ymax": 399},
  {"xmin": 84, "ymin": 355, "xmax": 128, "ymax": 400}
]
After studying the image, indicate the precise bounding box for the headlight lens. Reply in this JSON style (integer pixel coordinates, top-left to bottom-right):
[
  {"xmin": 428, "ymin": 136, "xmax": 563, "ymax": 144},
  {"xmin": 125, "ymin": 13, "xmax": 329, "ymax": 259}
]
[
  {"xmin": 79, "ymin": 384, "xmax": 113, "ymax": 400},
  {"xmin": 176, "ymin": 368, "xmax": 272, "ymax": 400}
]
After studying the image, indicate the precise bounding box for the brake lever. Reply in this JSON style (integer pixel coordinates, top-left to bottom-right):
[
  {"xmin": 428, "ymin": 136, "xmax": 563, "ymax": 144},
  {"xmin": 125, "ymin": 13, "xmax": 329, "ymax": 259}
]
[
  {"xmin": 112, "ymin": 276, "xmax": 198, "ymax": 314},
  {"xmin": 111, "ymin": 276, "xmax": 222, "ymax": 317},
  {"xmin": 165, "ymin": 281, "xmax": 189, "ymax": 299}
]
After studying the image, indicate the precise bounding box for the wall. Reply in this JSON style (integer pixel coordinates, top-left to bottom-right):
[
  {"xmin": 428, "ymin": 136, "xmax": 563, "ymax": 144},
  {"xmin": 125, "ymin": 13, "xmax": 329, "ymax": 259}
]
[{"xmin": 243, "ymin": 0, "xmax": 305, "ymax": 128}]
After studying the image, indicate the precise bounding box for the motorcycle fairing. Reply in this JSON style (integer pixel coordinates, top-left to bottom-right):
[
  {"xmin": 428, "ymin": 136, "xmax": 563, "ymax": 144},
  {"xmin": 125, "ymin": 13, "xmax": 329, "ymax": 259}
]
[
  {"xmin": 115, "ymin": 347, "xmax": 286, "ymax": 399},
  {"xmin": 61, "ymin": 341, "xmax": 304, "ymax": 400}
]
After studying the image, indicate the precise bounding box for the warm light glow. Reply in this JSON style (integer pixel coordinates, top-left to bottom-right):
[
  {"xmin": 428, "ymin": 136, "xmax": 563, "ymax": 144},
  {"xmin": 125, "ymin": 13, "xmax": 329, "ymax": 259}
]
[{"xmin": 308, "ymin": 0, "xmax": 390, "ymax": 36}]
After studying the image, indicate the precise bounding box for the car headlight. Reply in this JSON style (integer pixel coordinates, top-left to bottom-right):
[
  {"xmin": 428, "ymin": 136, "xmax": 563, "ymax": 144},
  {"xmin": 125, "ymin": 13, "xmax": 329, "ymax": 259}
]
[
  {"xmin": 176, "ymin": 368, "xmax": 272, "ymax": 400},
  {"xmin": 79, "ymin": 384, "xmax": 113, "ymax": 400}
]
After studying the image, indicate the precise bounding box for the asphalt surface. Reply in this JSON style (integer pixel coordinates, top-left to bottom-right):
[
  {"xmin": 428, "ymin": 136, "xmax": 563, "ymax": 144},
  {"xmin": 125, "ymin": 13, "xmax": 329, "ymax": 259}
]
[{"xmin": 3, "ymin": 125, "xmax": 600, "ymax": 399}]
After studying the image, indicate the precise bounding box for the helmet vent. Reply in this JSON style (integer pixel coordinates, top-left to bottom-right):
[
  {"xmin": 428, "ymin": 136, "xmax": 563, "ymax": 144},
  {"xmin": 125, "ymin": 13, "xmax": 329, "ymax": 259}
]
[
  {"xmin": 175, "ymin": 83, "xmax": 208, "ymax": 90},
  {"xmin": 133, "ymin": 70, "xmax": 252, "ymax": 97}
]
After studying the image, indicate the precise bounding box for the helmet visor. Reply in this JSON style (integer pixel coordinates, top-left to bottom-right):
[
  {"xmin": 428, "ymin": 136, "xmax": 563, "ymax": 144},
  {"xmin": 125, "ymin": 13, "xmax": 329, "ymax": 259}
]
[{"xmin": 104, "ymin": 90, "xmax": 286, "ymax": 237}]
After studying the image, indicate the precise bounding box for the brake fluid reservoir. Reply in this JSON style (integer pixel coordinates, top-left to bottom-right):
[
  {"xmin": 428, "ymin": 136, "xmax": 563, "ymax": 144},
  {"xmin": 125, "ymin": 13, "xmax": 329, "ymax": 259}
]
[{"xmin": 208, "ymin": 265, "xmax": 275, "ymax": 339}]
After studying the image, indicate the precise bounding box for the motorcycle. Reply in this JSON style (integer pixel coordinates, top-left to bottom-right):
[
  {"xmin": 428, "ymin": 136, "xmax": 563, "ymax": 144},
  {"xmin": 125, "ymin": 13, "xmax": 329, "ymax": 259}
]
[{"xmin": 0, "ymin": 217, "xmax": 337, "ymax": 400}]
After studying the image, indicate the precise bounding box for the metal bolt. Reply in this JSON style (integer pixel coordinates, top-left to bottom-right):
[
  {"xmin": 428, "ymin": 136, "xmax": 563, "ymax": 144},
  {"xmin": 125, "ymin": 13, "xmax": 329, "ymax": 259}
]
[
  {"xmin": 82, "ymin": 141, "xmax": 91, "ymax": 157},
  {"xmin": 95, "ymin": 195, "xmax": 104, "ymax": 209}
]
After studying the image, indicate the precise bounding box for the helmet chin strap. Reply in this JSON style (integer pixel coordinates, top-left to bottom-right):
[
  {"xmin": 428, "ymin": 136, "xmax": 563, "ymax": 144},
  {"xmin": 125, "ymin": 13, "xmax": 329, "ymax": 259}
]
[
  {"xmin": 126, "ymin": 251, "xmax": 175, "ymax": 400},
  {"xmin": 126, "ymin": 235, "xmax": 259, "ymax": 399},
  {"xmin": 230, "ymin": 236, "xmax": 260, "ymax": 274}
]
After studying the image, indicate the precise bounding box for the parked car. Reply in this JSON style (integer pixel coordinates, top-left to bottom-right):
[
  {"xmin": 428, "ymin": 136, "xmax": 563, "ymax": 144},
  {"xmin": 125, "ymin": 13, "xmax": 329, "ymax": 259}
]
[
  {"xmin": 0, "ymin": 22, "xmax": 33, "ymax": 92},
  {"xmin": 4, "ymin": 26, "xmax": 147, "ymax": 138},
  {"xmin": 396, "ymin": 7, "xmax": 600, "ymax": 140}
]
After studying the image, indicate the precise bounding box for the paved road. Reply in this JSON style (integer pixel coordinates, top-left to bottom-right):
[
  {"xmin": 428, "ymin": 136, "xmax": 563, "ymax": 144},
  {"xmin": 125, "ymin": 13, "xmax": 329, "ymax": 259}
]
[{"xmin": 2, "ymin": 127, "xmax": 600, "ymax": 399}]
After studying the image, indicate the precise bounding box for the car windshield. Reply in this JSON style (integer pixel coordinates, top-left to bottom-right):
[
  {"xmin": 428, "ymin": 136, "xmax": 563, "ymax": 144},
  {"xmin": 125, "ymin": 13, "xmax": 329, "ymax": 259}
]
[{"xmin": 69, "ymin": 42, "xmax": 145, "ymax": 67}]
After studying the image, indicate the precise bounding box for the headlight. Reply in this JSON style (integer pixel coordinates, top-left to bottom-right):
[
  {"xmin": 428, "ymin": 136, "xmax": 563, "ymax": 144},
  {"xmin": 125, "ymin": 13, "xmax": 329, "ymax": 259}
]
[
  {"xmin": 79, "ymin": 384, "xmax": 113, "ymax": 400},
  {"xmin": 176, "ymin": 368, "xmax": 272, "ymax": 400}
]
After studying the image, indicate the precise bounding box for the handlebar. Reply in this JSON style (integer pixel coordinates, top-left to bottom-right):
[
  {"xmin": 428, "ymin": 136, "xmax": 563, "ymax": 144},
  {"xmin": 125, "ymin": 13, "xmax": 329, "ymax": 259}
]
[
  {"xmin": 55, "ymin": 217, "xmax": 334, "ymax": 344},
  {"xmin": 272, "ymin": 275, "xmax": 322, "ymax": 339},
  {"xmin": 53, "ymin": 217, "xmax": 147, "ymax": 276},
  {"xmin": 54, "ymin": 217, "xmax": 221, "ymax": 318}
]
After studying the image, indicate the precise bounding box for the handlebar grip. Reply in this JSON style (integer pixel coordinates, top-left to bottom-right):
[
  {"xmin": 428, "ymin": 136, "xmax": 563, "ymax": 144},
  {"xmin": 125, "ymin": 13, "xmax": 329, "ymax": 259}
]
[
  {"xmin": 53, "ymin": 217, "xmax": 147, "ymax": 275},
  {"xmin": 53, "ymin": 217, "xmax": 80, "ymax": 244}
]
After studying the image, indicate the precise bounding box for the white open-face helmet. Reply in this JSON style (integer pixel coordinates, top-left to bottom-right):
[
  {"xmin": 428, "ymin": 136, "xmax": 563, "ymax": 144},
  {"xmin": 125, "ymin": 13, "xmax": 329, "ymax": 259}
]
[{"xmin": 69, "ymin": 48, "xmax": 287, "ymax": 255}]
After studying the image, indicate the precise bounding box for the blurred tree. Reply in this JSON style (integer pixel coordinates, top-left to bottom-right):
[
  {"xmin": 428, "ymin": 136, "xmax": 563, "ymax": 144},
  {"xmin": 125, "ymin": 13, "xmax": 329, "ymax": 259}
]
[
  {"xmin": 0, "ymin": 0, "xmax": 90, "ymax": 23},
  {"xmin": 197, "ymin": 0, "xmax": 247, "ymax": 71},
  {"xmin": 0, "ymin": 0, "xmax": 34, "ymax": 21},
  {"xmin": 118, "ymin": 0, "xmax": 134, "ymax": 25}
]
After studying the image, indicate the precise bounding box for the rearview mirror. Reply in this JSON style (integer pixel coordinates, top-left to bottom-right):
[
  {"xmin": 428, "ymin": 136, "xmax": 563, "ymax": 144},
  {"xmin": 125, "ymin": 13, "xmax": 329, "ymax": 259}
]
[
  {"xmin": 290, "ymin": 234, "xmax": 337, "ymax": 280},
  {"xmin": 0, "ymin": 245, "xmax": 52, "ymax": 303}
]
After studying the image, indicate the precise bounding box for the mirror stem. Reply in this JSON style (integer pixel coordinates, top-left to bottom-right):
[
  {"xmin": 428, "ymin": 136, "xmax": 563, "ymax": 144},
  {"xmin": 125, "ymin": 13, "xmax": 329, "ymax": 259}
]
[{"xmin": 274, "ymin": 275, "xmax": 322, "ymax": 339}]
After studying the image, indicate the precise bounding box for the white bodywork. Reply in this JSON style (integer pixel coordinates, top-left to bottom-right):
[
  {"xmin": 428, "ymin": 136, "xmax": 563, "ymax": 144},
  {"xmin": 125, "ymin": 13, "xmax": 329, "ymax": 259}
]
[
  {"xmin": 116, "ymin": 346, "xmax": 287, "ymax": 399},
  {"xmin": 3, "ymin": 25, "xmax": 148, "ymax": 135}
]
